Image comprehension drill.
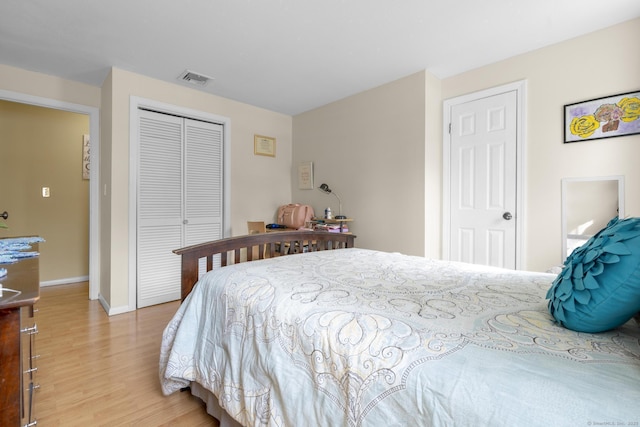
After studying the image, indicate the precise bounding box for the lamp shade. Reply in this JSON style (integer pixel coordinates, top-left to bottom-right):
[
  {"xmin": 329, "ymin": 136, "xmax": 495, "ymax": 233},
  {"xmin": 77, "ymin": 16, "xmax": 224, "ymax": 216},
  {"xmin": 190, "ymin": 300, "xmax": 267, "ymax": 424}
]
[{"xmin": 319, "ymin": 183, "xmax": 331, "ymax": 193}]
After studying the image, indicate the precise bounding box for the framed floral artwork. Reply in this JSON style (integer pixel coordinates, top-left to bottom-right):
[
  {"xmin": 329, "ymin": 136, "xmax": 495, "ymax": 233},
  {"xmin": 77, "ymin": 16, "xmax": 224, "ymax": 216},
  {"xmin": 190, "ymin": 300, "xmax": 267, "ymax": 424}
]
[{"xmin": 564, "ymin": 91, "xmax": 640, "ymax": 143}]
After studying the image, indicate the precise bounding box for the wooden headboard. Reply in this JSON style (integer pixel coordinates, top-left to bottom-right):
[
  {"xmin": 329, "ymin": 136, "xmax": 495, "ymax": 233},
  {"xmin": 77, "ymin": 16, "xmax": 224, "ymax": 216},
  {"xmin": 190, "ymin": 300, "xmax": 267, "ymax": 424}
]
[{"xmin": 173, "ymin": 231, "xmax": 356, "ymax": 300}]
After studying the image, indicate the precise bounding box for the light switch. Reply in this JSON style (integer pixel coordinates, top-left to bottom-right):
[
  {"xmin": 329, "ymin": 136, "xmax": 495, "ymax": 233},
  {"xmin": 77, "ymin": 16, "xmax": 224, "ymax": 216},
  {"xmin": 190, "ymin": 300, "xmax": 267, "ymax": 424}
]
[{"xmin": 42, "ymin": 187, "xmax": 50, "ymax": 198}]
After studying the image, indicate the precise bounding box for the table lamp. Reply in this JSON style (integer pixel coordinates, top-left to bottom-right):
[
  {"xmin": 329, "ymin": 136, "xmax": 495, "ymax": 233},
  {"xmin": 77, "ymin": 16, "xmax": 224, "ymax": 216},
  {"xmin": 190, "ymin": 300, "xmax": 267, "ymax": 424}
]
[{"xmin": 318, "ymin": 183, "xmax": 346, "ymax": 219}]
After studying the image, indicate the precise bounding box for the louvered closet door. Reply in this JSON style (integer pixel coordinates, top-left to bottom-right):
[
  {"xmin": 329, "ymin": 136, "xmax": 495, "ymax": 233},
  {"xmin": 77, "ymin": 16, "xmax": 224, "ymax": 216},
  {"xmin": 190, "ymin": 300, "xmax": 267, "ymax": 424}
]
[
  {"xmin": 136, "ymin": 110, "xmax": 224, "ymax": 308},
  {"xmin": 184, "ymin": 119, "xmax": 223, "ymax": 248},
  {"xmin": 137, "ymin": 110, "xmax": 184, "ymax": 307}
]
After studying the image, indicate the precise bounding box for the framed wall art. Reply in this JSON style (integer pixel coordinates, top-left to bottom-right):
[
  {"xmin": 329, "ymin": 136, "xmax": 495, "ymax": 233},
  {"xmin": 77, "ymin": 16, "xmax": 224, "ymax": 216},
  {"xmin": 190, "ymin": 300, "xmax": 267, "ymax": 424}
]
[
  {"xmin": 298, "ymin": 161, "xmax": 314, "ymax": 190},
  {"xmin": 82, "ymin": 134, "xmax": 90, "ymax": 179},
  {"xmin": 254, "ymin": 134, "xmax": 276, "ymax": 157},
  {"xmin": 564, "ymin": 90, "xmax": 640, "ymax": 143}
]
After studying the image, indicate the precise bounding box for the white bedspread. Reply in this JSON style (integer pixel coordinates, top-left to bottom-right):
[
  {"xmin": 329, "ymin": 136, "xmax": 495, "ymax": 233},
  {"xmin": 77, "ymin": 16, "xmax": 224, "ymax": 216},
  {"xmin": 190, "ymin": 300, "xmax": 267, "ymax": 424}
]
[{"xmin": 160, "ymin": 248, "xmax": 640, "ymax": 426}]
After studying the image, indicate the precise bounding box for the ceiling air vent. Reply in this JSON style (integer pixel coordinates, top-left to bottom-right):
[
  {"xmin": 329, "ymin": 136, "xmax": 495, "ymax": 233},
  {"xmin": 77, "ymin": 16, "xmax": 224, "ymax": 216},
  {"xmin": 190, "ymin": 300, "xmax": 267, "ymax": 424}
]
[{"xmin": 178, "ymin": 70, "xmax": 214, "ymax": 87}]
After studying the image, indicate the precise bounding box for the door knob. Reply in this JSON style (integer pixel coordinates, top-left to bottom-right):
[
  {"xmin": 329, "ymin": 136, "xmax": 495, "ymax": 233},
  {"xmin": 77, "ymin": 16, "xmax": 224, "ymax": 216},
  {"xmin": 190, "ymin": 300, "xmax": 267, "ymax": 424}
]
[
  {"xmin": 503, "ymin": 212, "xmax": 513, "ymax": 220},
  {"xmin": 0, "ymin": 211, "xmax": 7, "ymax": 220}
]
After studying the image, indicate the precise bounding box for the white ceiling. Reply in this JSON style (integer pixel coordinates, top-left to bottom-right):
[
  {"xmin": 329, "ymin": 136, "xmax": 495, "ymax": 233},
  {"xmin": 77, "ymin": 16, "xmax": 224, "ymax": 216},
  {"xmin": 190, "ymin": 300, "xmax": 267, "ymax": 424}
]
[{"xmin": 1, "ymin": 0, "xmax": 639, "ymax": 115}]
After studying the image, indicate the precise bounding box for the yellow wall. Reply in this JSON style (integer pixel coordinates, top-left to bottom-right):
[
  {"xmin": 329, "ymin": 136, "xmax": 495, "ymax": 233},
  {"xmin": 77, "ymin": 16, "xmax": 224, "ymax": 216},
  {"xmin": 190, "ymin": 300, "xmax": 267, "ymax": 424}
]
[{"xmin": 0, "ymin": 100, "xmax": 90, "ymax": 282}]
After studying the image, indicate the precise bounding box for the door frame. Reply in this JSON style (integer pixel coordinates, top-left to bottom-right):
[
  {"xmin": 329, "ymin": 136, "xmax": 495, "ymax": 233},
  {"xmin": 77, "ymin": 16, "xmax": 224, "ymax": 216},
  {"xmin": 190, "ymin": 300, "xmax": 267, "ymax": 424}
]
[
  {"xmin": 442, "ymin": 80, "xmax": 527, "ymax": 269},
  {"xmin": 0, "ymin": 89, "xmax": 100, "ymax": 299},
  {"xmin": 128, "ymin": 96, "xmax": 231, "ymax": 310}
]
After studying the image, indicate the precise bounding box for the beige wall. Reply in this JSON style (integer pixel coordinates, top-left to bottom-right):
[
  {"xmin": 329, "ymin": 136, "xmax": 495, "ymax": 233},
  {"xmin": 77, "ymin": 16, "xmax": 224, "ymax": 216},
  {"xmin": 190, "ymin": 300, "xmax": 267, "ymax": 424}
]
[
  {"xmin": 1, "ymin": 17, "xmax": 638, "ymax": 313},
  {"xmin": 292, "ymin": 71, "xmax": 428, "ymax": 256},
  {"xmin": 565, "ymin": 179, "xmax": 619, "ymax": 236},
  {"xmin": 0, "ymin": 64, "xmax": 293, "ymax": 313},
  {"xmin": 0, "ymin": 100, "xmax": 89, "ymax": 282},
  {"xmin": 100, "ymin": 72, "xmax": 113, "ymax": 304},
  {"xmin": 442, "ymin": 18, "xmax": 640, "ymax": 271},
  {"xmin": 0, "ymin": 64, "xmax": 101, "ymax": 108},
  {"xmin": 424, "ymin": 71, "xmax": 443, "ymax": 258},
  {"xmin": 293, "ymin": 18, "xmax": 639, "ymax": 271},
  {"xmin": 102, "ymin": 68, "xmax": 293, "ymax": 311}
]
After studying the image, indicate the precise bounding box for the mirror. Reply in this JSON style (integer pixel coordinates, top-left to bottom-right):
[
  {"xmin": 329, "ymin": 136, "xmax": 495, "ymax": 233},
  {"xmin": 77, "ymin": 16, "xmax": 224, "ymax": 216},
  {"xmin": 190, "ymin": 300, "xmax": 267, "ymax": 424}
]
[{"xmin": 561, "ymin": 176, "xmax": 624, "ymax": 261}]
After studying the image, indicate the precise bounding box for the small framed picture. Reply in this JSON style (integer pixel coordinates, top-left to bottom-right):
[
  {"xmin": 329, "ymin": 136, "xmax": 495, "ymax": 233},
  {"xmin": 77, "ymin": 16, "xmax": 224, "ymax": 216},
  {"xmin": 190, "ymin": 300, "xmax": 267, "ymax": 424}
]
[
  {"xmin": 564, "ymin": 91, "xmax": 640, "ymax": 143},
  {"xmin": 82, "ymin": 134, "xmax": 90, "ymax": 179},
  {"xmin": 298, "ymin": 161, "xmax": 314, "ymax": 190},
  {"xmin": 254, "ymin": 134, "xmax": 276, "ymax": 157}
]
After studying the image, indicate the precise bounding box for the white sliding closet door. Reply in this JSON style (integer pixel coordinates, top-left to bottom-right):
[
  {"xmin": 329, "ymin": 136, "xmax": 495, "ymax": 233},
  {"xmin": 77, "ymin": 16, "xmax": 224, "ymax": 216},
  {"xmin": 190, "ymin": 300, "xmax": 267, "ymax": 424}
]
[{"xmin": 137, "ymin": 109, "xmax": 223, "ymax": 308}]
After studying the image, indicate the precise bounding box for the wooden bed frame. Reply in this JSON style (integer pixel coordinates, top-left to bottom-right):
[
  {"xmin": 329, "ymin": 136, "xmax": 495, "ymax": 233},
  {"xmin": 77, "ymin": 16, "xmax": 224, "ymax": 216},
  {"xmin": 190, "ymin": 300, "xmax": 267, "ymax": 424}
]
[{"xmin": 173, "ymin": 231, "xmax": 356, "ymax": 300}]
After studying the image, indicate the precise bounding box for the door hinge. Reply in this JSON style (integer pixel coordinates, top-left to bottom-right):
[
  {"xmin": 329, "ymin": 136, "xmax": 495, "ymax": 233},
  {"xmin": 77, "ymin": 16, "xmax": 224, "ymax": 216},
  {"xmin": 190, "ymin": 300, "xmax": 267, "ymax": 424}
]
[{"xmin": 448, "ymin": 123, "xmax": 452, "ymax": 134}]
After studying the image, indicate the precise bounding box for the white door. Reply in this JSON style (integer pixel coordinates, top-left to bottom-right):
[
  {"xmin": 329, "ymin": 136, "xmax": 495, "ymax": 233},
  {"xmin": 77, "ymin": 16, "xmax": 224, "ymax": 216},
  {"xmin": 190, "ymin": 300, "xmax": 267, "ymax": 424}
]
[
  {"xmin": 448, "ymin": 91, "xmax": 517, "ymax": 269},
  {"xmin": 136, "ymin": 109, "xmax": 223, "ymax": 308},
  {"xmin": 183, "ymin": 118, "xmax": 224, "ymax": 248}
]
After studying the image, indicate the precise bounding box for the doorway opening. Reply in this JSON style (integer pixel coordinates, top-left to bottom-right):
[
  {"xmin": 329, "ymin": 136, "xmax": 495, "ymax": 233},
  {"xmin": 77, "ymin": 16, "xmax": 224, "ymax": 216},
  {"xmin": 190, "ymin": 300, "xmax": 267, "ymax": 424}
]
[{"xmin": 0, "ymin": 89, "xmax": 100, "ymax": 299}]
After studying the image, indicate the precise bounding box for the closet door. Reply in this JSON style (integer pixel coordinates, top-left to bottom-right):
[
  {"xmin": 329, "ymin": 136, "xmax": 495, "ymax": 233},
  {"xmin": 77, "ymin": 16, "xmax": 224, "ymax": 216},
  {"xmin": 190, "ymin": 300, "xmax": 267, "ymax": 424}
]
[
  {"xmin": 136, "ymin": 110, "xmax": 224, "ymax": 308},
  {"xmin": 137, "ymin": 110, "xmax": 184, "ymax": 308},
  {"xmin": 184, "ymin": 119, "xmax": 223, "ymax": 247},
  {"xmin": 183, "ymin": 119, "xmax": 224, "ymax": 278}
]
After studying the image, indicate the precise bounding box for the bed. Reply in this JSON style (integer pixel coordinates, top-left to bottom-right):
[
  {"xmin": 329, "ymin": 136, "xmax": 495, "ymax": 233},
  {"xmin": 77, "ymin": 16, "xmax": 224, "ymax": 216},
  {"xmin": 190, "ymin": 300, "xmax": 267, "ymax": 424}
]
[{"xmin": 160, "ymin": 230, "xmax": 640, "ymax": 426}]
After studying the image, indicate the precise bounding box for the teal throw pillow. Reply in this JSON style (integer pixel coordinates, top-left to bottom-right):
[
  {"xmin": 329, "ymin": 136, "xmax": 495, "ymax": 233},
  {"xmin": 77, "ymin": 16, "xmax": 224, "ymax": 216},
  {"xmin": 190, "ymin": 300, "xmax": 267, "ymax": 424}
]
[{"xmin": 546, "ymin": 216, "xmax": 640, "ymax": 333}]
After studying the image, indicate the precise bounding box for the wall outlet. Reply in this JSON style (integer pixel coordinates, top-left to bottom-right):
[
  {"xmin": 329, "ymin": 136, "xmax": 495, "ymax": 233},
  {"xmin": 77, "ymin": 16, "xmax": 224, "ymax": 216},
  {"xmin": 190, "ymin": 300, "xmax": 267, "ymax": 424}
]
[{"xmin": 42, "ymin": 187, "xmax": 50, "ymax": 198}]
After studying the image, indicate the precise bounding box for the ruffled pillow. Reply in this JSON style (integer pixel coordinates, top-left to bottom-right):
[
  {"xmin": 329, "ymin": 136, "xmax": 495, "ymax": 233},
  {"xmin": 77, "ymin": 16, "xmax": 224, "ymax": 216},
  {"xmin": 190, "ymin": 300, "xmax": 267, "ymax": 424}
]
[{"xmin": 546, "ymin": 216, "xmax": 640, "ymax": 333}]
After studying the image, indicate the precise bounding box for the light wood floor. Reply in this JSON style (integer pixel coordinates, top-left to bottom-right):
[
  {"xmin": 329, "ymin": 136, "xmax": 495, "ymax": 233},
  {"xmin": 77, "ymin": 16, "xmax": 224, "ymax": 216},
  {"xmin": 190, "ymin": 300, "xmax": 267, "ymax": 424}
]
[{"xmin": 34, "ymin": 282, "xmax": 218, "ymax": 426}]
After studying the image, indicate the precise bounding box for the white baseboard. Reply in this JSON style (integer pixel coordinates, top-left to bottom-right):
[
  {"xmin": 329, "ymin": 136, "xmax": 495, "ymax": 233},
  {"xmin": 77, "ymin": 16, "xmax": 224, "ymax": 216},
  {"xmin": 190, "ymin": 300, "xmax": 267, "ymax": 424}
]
[
  {"xmin": 39, "ymin": 277, "xmax": 135, "ymax": 316},
  {"xmin": 40, "ymin": 276, "xmax": 89, "ymax": 287},
  {"xmin": 98, "ymin": 293, "xmax": 111, "ymax": 314},
  {"xmin": 98, "ymin": 293, "xmax": 135, "ymax": 316}
]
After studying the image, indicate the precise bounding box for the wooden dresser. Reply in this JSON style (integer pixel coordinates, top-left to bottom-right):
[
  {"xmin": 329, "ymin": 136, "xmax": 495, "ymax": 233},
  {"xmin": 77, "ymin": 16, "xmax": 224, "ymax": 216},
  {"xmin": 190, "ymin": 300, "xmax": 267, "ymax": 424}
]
[{"xmin": 0, "ymin": 247, "xmax": 39, "ymax": 427}]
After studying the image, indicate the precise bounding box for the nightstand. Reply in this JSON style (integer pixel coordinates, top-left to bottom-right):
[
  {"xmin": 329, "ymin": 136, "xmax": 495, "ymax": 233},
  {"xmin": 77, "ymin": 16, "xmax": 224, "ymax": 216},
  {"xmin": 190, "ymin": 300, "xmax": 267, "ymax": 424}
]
[{"xmin": 310, "ymin": 218, "xmax": 353, "ymax": 233}]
